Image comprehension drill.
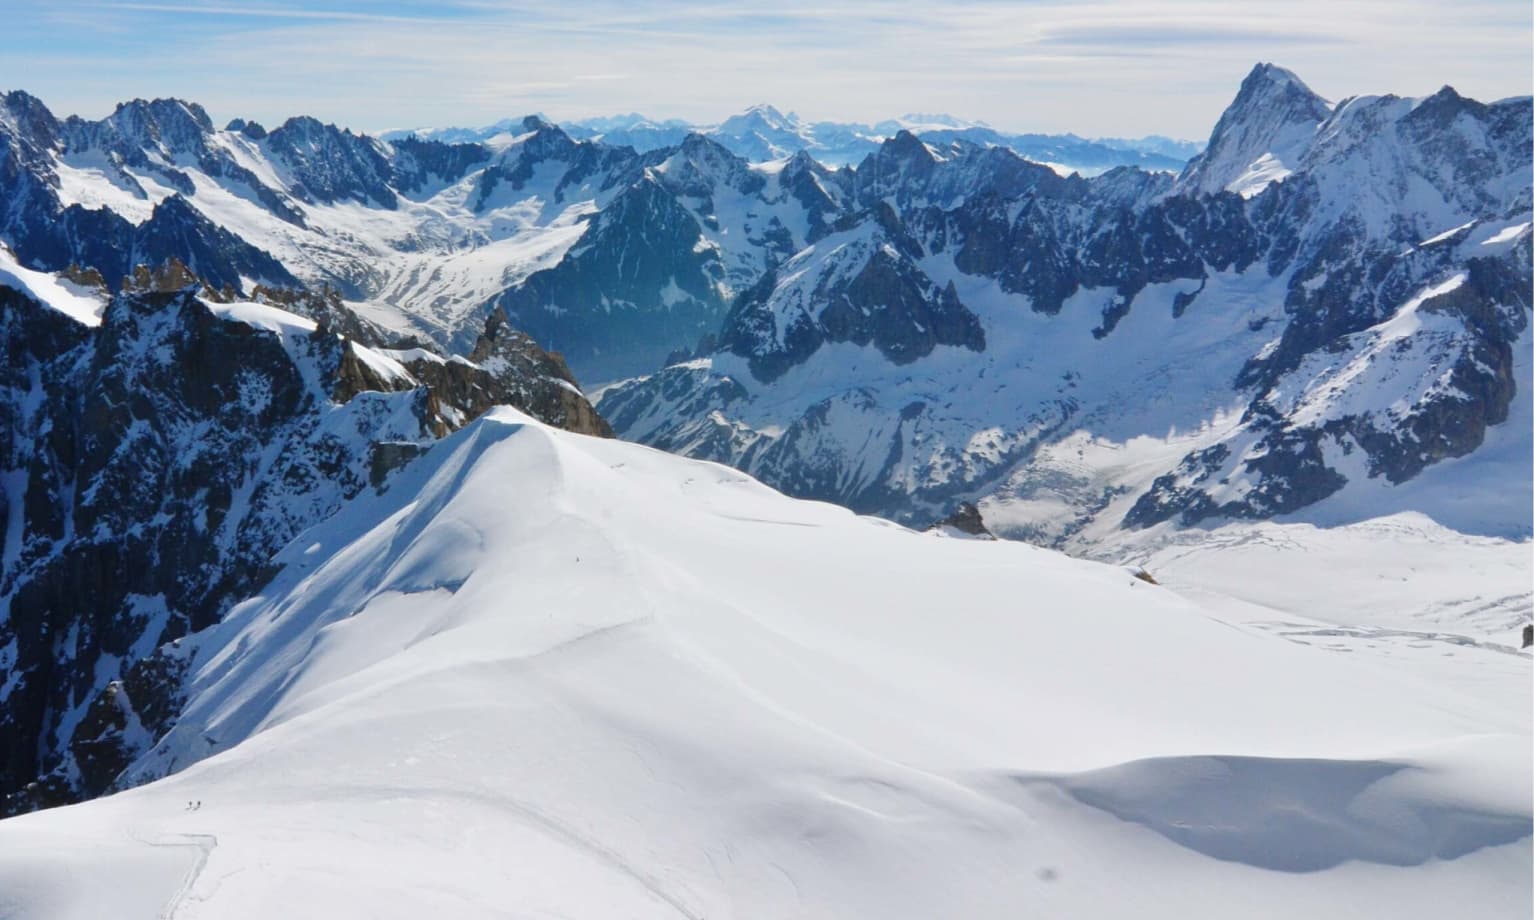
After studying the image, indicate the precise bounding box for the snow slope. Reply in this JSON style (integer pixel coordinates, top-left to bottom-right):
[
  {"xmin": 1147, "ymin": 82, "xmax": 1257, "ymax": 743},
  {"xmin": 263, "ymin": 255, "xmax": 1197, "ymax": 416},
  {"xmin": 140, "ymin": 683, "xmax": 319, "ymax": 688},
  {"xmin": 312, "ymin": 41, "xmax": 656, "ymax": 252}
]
[
  {"xmin": 0, "ymin": 409, "xmax": 1526, "ymax": 918},
  {"xmin": 0, "ymin": 244, "xmax": 107, "ymax": 326}
]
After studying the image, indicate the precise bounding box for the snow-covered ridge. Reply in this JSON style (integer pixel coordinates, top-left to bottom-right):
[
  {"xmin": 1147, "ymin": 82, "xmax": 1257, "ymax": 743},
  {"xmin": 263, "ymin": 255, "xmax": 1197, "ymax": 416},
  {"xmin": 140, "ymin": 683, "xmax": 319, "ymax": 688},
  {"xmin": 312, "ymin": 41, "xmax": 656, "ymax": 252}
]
[
  {"xmin": 0, "ymin": 244, "xmax": 107, "ymax": 326},
  {"xmin": 2, "ymin": 409, "xmax": 1526, "ymax": 917}
]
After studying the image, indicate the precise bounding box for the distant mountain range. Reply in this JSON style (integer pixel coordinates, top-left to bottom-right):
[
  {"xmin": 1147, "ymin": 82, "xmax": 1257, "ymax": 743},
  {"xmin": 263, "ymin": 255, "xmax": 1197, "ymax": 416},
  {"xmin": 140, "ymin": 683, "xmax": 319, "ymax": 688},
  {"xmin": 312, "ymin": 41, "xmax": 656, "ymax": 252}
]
[{"xmin": 383, "ymin": 104, "xmax": 1200, "ymax": 173}]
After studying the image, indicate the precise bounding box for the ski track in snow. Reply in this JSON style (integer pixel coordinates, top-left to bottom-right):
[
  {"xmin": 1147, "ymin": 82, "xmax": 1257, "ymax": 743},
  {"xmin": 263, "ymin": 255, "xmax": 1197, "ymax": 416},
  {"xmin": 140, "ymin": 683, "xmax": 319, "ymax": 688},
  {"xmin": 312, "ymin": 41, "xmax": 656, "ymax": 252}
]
[{"xmin": 127, "ymin": 830, "xmax": 217, "ymax": 920}]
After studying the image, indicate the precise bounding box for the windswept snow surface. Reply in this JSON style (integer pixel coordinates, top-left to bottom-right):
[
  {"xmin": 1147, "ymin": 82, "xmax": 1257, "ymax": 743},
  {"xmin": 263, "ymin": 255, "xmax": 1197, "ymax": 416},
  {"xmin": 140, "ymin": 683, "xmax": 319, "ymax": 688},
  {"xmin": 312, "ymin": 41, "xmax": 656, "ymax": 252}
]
[
  {"xmin": 0, "ymin": 245, "xmax": 108, "ymax": 326},
  {"xmin": 0, "ymin": 410, "xmax": 1528, "ymax": 918}
]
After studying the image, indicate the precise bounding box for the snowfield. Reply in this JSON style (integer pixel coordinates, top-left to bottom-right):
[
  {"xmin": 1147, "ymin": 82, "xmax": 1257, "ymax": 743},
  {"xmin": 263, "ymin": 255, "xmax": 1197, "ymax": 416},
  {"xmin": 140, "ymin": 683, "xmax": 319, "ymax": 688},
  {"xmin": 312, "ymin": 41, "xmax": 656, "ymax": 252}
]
[{"xmin": 1, "ymin": 410, "xmax": 1527, "ymax": 919}]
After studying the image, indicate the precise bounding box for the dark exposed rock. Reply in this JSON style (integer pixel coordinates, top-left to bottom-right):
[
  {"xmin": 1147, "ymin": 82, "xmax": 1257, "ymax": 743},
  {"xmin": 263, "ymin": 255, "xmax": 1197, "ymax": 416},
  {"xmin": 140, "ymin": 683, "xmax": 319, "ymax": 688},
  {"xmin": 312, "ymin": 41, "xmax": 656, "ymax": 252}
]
[
  {"xmin": 719, "ymin": 203, "xmax": 985, "ymax": 382},
  {"xmin": 250, "ymin": 284, "xmax": 394, "ymax": 346},
  {"xmin": 927, "ymin": 501, "xmax": 993, "ymax": 538},
  {"xmin": 389, "ymin": 136, "xmax": 491, "ymax": 195},
  {"xmin": 370, "ymin": 440, "xmax": 430, "ymax": 488},
  {"xmin": 263, "ymin": 116, "xmax": 398, "ymax": 209},
  {"xmin": 496, "ymin": 175, "xmax": 729, "ymax": 382},
  {"xmin": 391, "ymin": 309, "xmax": 612, "ymax": 438}
]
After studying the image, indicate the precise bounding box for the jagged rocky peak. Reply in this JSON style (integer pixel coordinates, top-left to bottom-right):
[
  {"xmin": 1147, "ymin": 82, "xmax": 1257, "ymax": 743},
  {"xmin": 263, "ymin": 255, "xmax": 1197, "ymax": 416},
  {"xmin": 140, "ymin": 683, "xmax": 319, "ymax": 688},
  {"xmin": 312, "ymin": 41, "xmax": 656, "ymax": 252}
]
[
  {"xmin": 263, "ymin": 115, "xmax": 398, "ymax": 208},
  {"xmin": 389, "ymin": 134, "xmax": 491, "ymax": 195},
  {"xmin": 1176, "ymin": 62, "xmax": 1332, "ymax": 198},
  {"xmin": 377, "ymin": 309, "xmax": 611, "ymax": 440},
  {"xmin": 878, "ymin": 129, "xmax": 939, "ymax": 163},
  {"xmin": 469, "ymin": 310, "xmax": 612, "ymax": 437},
  {"xmin": 112, "ymin": 96, "xmax": 214, "ymax": 141},
  {"xmin": 224, "ymin": 117, "xmax": 268, "ymax": 140},
  {"xmin": 509, "ymin": 115, "xmax": 579, "ymax": 160},
  {"xmin": 520, "ymin": 113, "xmax": 552, "ymax": 132},
  {"xmin": 850, "ymin": 130, "xmax": 942, "ymax": 202},
  {"xmin": 0, "ymin": 90, "xmax": 60, "ymax": 148},
  {"xmin": 654, "ymin": 131, "xmax": 762, "ymax": 195},
  {"xmin": 67, "ymin": 97, "xmax": 216, "ymax": 160},
  {"xmin": 122, "ymin": 257, "xmax": 229, "ymax": 299}
]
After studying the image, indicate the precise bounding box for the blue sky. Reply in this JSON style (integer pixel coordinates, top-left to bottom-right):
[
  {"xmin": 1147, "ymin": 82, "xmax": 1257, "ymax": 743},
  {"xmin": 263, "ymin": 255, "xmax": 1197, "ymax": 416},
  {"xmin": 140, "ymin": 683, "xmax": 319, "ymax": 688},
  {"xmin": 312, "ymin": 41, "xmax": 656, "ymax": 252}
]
[{"xmin": 3, "ymin": 1, "xmax": 1530, "ymax": 139}]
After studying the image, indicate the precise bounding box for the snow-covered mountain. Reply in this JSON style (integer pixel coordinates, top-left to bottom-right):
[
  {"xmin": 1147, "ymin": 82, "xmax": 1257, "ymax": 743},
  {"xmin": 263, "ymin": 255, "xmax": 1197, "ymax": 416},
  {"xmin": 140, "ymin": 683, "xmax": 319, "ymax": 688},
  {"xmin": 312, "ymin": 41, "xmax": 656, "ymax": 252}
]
[
  {"xmin": 1, "ymin": 60, "xmax": 1530, "ymax": 795},
  {"xmin": 2, "ymin": 409, "xmax": 1527, "ymax": 918},
  {"xmin": 1176, "ymin": 62, "xmax": 1335, "ymax": 197},
  {"xmin": 0, "ymin": 92, "xmax": 1189, "ymax": 388},
  {"xmin": 598, "ymin": 64, "xmax": 1533, "ymax": 549},
  {"xmin": 0, "ymin": 61, "xmax": 1530, "ymax": 915}
]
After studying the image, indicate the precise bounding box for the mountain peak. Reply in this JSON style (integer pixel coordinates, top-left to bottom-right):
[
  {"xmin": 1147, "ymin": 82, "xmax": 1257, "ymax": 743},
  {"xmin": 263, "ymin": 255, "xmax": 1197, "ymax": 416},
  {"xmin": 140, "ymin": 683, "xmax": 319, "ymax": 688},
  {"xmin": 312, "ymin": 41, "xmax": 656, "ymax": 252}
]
[
  {"xmin": 0, "ymin": 90, "xmax": 60, "ymax": 150},
  {"xmin": 1174, "ymin": 63, "xmax": 1331, "ymax": 198},
  {"xmin": 110, "ymin": 97, "xmax": 215, "ymax": 135},
  {"xmin": 744, "ymin": 102, "xmax": 787, "ymax": 119},
  {"xmin": 718, "ymin": 103, "xmax": 800, "ymax": 135},
  {"xmin": 1242, "ymin": 62, "xmax": 1313, "ymax": 95},
  {"xmin": 881, "ymin": 129, "xmax": 935, "ymax": 161}
]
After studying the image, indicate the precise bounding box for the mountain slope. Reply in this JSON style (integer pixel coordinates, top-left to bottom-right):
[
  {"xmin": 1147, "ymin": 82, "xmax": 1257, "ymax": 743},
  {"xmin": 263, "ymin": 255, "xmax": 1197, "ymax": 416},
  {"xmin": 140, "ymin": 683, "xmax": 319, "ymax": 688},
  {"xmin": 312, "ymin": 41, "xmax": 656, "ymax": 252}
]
[
  {"xmin": 0, "ymin": 257, "xmax": 609, "ymax": 812},
  {"xmin": 1, "ymin": 409, "xmax": 1526, "ymax": 918}
]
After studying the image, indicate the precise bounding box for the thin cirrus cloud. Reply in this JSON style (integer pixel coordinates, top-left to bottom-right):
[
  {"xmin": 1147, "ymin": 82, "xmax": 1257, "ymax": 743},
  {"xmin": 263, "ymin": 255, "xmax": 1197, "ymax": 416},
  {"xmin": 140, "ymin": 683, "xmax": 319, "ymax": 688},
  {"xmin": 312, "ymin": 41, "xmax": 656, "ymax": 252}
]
[{"xmin": 1, "ymin": 0, "xmax": 1528, "ymax": 139}]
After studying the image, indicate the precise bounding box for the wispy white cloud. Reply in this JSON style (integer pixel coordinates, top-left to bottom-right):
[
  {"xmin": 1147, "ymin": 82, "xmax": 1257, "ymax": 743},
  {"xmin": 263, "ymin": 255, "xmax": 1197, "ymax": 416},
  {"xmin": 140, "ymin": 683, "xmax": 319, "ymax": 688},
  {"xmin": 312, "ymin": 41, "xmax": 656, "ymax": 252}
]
[
  {"xmin": 4, "ymin": 0, "xmax": 1529, "ymax": 139},
  {"xmin": 91, "ymin": 2, "xmax": 449, "ymax": 23}
]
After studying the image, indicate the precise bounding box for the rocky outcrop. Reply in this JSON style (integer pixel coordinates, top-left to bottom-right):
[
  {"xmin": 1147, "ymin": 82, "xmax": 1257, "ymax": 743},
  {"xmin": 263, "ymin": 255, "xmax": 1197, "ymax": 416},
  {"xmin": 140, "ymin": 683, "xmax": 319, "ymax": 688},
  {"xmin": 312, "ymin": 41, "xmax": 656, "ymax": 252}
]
[
  {"xmin": 927, "ymin": 502, "xmax": 994, "ymax": 538},
  {"xmin": 389, "ymin": 310, "xmax": 612, "ymax": 438}
]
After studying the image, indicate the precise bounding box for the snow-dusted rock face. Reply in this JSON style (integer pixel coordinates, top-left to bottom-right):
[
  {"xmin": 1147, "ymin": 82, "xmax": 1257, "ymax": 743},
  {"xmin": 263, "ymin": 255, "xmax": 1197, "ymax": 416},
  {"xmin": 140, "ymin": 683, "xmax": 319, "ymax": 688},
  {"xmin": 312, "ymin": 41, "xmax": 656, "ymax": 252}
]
[
  {"xmin": 1175, "ymin": 63, "xmax": 1331, "ymax": 198},
  {"xmin": 0, "ymin": 260, "xmax": 609, "ymax": 813},
  {"xmin": 599, "ymin": 65, "xmax": 1532, "ymax": 540},
  {"xmin": 717, "ymin": 202, "xmax": 985, "ymax": 381}
]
